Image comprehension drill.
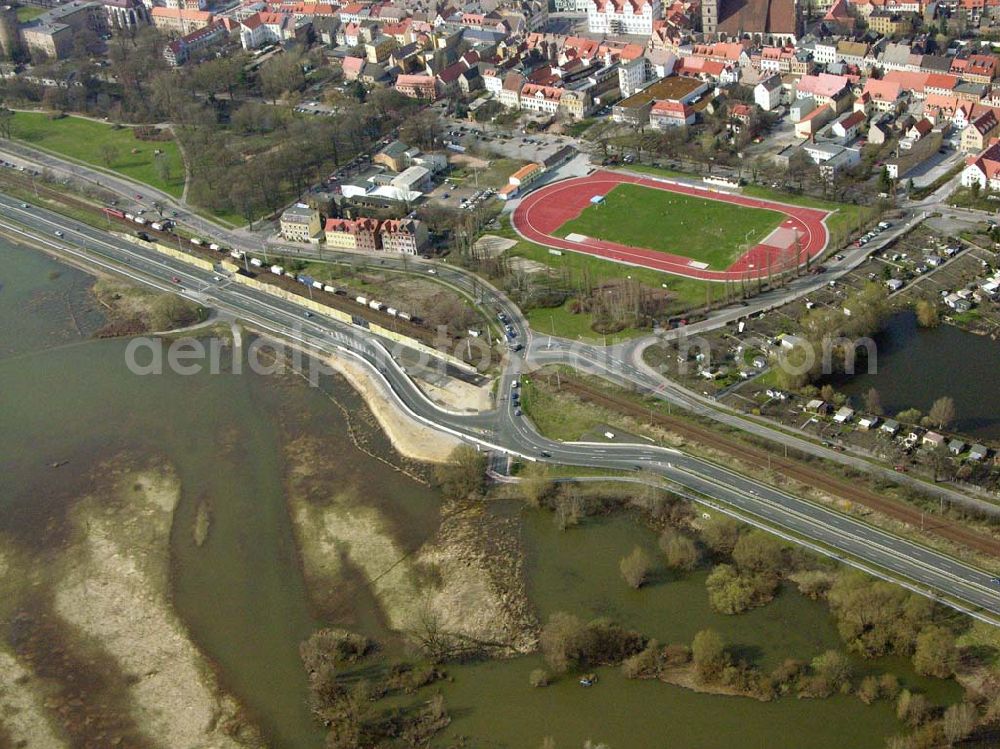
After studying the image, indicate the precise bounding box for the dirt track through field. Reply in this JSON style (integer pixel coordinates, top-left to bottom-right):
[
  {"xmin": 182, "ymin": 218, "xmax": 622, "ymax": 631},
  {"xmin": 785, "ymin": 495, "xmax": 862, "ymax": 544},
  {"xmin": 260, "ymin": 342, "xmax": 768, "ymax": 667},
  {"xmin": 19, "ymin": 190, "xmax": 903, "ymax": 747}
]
[{"xmin": 556, "ymin": 376, "xmax": 1000, "ymax": 559}]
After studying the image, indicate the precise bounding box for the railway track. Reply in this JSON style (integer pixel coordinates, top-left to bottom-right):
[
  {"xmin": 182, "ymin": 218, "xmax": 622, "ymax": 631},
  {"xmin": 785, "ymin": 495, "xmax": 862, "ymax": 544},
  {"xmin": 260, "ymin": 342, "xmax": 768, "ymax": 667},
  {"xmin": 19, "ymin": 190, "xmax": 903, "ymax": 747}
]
[{"xmin": 555, "ymin": 375, "xmax": 1000, "ymax": 560}]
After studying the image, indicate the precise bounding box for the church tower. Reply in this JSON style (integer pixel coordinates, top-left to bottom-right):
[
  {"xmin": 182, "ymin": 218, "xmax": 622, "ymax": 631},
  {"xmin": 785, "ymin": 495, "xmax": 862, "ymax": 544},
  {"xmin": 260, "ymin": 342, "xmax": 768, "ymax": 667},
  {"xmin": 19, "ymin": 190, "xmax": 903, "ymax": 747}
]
[{"xmin": 702, "ymin": 0, "xmax": 718, "ymax": 34}]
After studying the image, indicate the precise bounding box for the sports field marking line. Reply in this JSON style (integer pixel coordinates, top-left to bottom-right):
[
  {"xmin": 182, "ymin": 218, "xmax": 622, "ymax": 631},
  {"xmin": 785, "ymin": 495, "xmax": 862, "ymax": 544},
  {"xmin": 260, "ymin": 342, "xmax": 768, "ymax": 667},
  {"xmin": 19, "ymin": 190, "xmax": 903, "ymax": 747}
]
[
  {"xmin": 520, "ymin": 175, "xmax": 829, "ymax": 256},
  {"xmin": 517, "ymin": 176, "xmax": 829, "ymax": 279}
]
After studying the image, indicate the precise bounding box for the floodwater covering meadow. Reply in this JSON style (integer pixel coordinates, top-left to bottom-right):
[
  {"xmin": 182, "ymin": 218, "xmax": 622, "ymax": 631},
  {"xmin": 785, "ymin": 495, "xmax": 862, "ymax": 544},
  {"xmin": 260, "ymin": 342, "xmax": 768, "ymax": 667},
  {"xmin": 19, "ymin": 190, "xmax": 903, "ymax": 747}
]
[{"xmin": 0, "ymin": 238, "xmax": 962, "ymax": 748}]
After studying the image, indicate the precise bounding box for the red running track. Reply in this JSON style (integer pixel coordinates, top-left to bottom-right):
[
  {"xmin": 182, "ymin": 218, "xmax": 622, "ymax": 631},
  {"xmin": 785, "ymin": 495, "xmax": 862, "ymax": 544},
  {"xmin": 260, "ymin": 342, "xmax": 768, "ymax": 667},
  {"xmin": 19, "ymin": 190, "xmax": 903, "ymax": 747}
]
[{"xmin": 511, "ymin": 170, "xmax": 831, "ymax": 282}]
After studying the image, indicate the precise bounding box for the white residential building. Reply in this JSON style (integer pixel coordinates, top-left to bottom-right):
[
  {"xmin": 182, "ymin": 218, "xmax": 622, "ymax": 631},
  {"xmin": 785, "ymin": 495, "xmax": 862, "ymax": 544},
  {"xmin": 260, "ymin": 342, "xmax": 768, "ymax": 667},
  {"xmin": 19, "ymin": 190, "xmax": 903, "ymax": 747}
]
[
  {"xmin": 483, "ymin": 67, "xmax": 503, "ymax": 96},
  {"xmin": 519, "ymin": 83, "xmax": 563, "ymax": 114},
  {"xmin": 239, "ymin": 11, "xmax": 292, "ymax": 49},
  {"xmin": 585, "ymin": 0, "xmax": 659, "ymax": 36},
  {"xmin": 618, "ymin": 55, "xmax": 647, "ymax": 98},
  {"xmin": 813, "ymin": 41, "xmax": 837, "ymax": 65},
  {"xmin": 754, "ymin": 74, "xmax": 782, "ymax": 111},
  {"xmin": 962, "ymin": 142, "xmax": 1000, "ymax": 191}
]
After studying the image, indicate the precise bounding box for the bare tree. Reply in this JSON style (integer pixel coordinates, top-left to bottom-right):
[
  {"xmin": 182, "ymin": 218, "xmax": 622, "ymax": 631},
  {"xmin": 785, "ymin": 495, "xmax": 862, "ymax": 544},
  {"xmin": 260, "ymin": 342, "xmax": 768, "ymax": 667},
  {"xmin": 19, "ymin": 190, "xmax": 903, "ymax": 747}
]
[
  {"xmin": 928, "ymin": 396, "xmax": 956, "ymax": 429},
  {"xmin": 864, "ymin": 387, "xmax": 883, "ymax": 416},
  {"xmin": 942, "ymin": 703, "xmax": 978, "ymax": 745},
  {"xmin": 620, "ymin": 546, "xmax": 652, "ymax": 589},
  {"xmin": 99, "ymin": 142, "xmax": 119, "ymax": 167}
]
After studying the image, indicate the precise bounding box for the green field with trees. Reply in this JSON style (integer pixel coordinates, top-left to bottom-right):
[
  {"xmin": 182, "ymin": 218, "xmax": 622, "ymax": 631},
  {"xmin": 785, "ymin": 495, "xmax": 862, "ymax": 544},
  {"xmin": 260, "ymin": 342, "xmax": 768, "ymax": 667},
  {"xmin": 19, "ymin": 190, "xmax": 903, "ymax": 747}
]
[
  {"xmin": 555, "ymin": 184, "xmax": 785, "ymax": 270},
  {"xmin": 5, "ymin": 112, "xmax": 186, "ymax": 196},
  {"xmin": 448, "ymin": 212, "xmax": 716, "ymax": 342}
]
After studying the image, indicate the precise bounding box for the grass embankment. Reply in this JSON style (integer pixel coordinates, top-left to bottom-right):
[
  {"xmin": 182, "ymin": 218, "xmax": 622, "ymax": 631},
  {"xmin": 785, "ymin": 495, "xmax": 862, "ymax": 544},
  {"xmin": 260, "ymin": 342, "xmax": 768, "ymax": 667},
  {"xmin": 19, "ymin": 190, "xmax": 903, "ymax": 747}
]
[
  {"xmin": 912, "ymin": 163, "xmax": 963, "ymax": 201},
  {"xmin": 293, "ymin": 258, "xmax": 491, "ymax": 336},
  {"xmin": 9, "ymin": 112, "xmax": 186, "ymax": 197},
  {"xmin": 520, "ymin": 374, "xmax": 608, "ymax": 441},
  {"xmin": 614, "ymin": 163, "xmax": 697, "ymax": 180},
  {"xmin": 564, "ymin": 119, "xmax": 597, "ymax": 137},
  {"xmin": 92, "ymin": 277, "xmax": 205, "ymax": 336},
  {"xmin": 0, "ymin": 171, "xmax": 114, "ymax": 231},
  {"xmin": 555, "ymin": 183, "xmax": 784, "ymax": 271},
  {"xmin": 948, "ymin": 186, "xmax": 1000, "ymax": 213}
]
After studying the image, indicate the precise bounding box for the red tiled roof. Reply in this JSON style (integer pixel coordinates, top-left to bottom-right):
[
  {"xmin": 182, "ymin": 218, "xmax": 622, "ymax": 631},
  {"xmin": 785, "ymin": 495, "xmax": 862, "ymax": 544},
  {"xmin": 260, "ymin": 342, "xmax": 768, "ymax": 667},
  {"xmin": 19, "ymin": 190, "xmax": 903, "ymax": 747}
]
[
  {"xmin": 151, "ymin": 7, "xmax": 214, "ymax": 20},
  {"xmin": 837, "ymin": 110, "xmax": 865, "ymax": 129},
  {"xmin": 861, "ymin": 77, "xmax": 903, "ymax": 102},
  {"xmin": 591, "ymin": 0, "xmax": 653, "ymax": 13},
  {"xmin": 925, "ymin": 72, "xmax": 958, "ymax": 90},
  {"xmin": 967, "ymin": 141, "xmax": 1000, "ymax": 180},
  {"xmin": 341, "ymin": 55, "xmax": 364, "ymax": 73},
  {"xmin": 521, "ymin": 83, "xmax": 563, "ymax": 100},
  {"xmin": 651, "ymin": 99, "xmax": 693, "ymax": 117},
  {"xmin": 509, "ymin": 163, "xmax": 543, "ymax": 181},
  {"xmin": 502, "ymin": 72, "xmax": 525, "ymax": 91},
  {"xmin": 924, "ymin": 92, "xmax": 960, "ymax": 116},
  {"xmin": 798, "ymin": 73, "xmax": 849, "ymax": 99},
  {"xmin": 677, "ymin": 57, "xmax": 726, "ymax": 76},
  {"xmin": 717, "ymin": 0, "xmax": 796, "ymax": 36},
  {"xmin": 690, "ymin": 40, "xmax": 747, "ymax": 61},
  {"xmin": 970, "ymin": 109, "xmax": 999, "ymax": 135}
]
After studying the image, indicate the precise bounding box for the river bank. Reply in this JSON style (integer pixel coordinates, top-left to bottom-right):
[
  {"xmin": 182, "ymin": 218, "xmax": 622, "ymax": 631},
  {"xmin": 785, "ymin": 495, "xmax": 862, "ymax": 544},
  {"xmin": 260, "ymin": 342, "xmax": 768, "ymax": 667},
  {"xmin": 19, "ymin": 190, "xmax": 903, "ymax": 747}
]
[
  {"xmin": 321, "ymin": 352, "xmax": 461, "ymax": 463},
  {"xmin": 0, "ymin": 229, "xmax": 987, "ymax": 749},
  {"xmin": 0, "ymin": 456, "xmax": 263, "ymax": 748},
  {"xmin": 284, "ymin": 432, "xmax": 536, "ymax": 656}
]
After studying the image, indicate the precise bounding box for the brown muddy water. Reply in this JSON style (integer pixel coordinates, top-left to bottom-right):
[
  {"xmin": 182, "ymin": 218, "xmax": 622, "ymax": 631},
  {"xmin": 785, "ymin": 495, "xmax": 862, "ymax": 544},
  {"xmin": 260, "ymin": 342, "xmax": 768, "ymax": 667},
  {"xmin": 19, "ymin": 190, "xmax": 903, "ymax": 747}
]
[{"xmin": 0, "ymin": 239, "xmax": 964, "ymax": 749}]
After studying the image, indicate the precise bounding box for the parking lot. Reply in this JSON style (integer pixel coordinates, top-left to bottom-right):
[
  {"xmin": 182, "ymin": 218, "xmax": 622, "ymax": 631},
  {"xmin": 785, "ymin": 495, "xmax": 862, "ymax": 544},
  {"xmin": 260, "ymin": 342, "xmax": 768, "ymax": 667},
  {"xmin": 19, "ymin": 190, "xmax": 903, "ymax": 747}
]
[{"xmin": 445, "ymin": 120, "xmax": 577, "ymax": 164}]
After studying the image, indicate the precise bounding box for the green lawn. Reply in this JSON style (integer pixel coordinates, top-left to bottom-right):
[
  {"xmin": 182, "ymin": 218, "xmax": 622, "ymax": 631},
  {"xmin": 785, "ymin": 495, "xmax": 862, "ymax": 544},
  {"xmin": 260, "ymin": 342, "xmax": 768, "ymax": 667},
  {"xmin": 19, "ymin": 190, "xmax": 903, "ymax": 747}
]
[
  {"xmin": 519, "ymin": 376, "xmax": 605, "ymax": 441},
  {"xmin": 526, "ymin": 301, "xmax": 648, "ymax": 344},
  {"xmin": 564, "ymin": 119, "xmax": 597, "ymax": 137},
  {"xmin": 494, "ymin": 232, "xmax": 718, "ymax": 343},
  {"xmin": 554, "ymin": 183, "xmax": 785, "ymax": 271},
  {"xmin": 9, "ymin": 112, "xmax": 186, "ymax": 197},
  {"xmin": 449, "ymin": 157, "xmax": 528, "ymax": 189},
  {"xmin": 16, "ymin": 5, "xmax": 45, "ymax": 21},
  {"xmin": 502, "ymin": 218, "xmax": 713, "ymax": 303}
]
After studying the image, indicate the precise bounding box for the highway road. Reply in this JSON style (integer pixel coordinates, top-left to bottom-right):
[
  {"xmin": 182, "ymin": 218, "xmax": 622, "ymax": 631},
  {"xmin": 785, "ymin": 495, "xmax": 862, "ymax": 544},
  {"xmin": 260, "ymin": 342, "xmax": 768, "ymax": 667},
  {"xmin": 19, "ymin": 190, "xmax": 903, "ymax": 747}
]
[
  {"xmin": 10, "ymin": 138, "xmax": 984, "ymax": 519},
  {"xmin": 4, "ymin": 194, "xmax": 1000, "ymax": 626}
]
